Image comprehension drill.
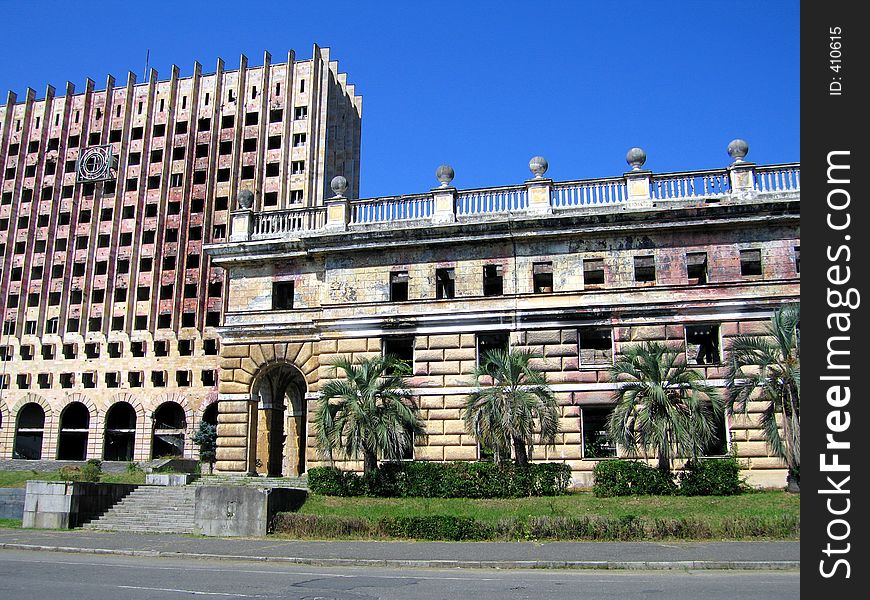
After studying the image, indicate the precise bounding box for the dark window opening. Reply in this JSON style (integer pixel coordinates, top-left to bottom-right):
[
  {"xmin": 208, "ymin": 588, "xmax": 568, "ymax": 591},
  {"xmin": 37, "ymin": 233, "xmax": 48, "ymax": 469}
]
[
  {"xmin": 155, "ymin": 340, "xmax": 169, "ymax": 357},
  {"xmin": 108, "ymin": 341, "xmax": 122, "ymax": 358},
  {"xmin": 435, "ymin": 268, "xmax": 455, "ymax": 299},
  {"xmin": 583, "ymin": 259, "xmax": 605, "ymax": 286},
  {"xmin": 244, "ymin": 112, "xmax": 258, "ymax": 126},
  {"xmin": 794, "ymin": 246, "xmax": 800, "ymax": 274},
  {"xmin": 181, "ymin": 312, "xmax": 196, "ymax": 327},
  {"xmin": 686, "ymin": 252, "xmax": 708, "ymax": 284},
  {"xmin": 533, "ymin": 262, "xmax": 553, "ymax": 293},
  {"xmin": 383, "ymin": 337, "xmax": 414, "ymax": 366},
  {"xmin": 582, "ymin": 407, "xmax": 617, "ymax": 458},
  {"xmin": 390, "ymin": 271, "xmax": 409, "ymax": 301},
  {"xmin": 131, "ymin": 341, "xmax": 146, "ymax": 357},
  {"xmin": 686, "ymin": 324, "xmax": 720, "ymax": 366},
  {"xmin": 483, "ymin": 265, "xmax": 503, "ymax": 296},
  {"xmin": 85, "ymin": 342, "xmax": 100, "ymax": 359},
  {"xmin": 634, "ymin": 255, "xmax": 656, "ymax": 283},
  {"xmin": 578, "ymin": 327, "xmax": 612, "ymax": 366},
  {"xmin": 273, "ymin": 281, "xmax": 294, "ymax": 309},
  {"xmin": 477, "ymin": 332, "xmax": 510, "ymax": 366},
  {"xmin": 158, "ymin": 314, "xmax": 172, "ymax": 329},
  {"xmin": 204, "ymin": 339, "xmax": 219, "ymax": 355},
  {"xmin": 740, "ymin": 249, "xmax": 762, "ymax": 276},
  {"xmin": 270, "ymin": 108, "xmax": 283, "ymax": 123}
]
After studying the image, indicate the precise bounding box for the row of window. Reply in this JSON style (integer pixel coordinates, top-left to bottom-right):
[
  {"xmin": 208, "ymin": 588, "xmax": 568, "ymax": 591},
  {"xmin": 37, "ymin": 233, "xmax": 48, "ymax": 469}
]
[
  {"xmin": 0, "ymin": 369, "xmax": 216, "ymax": 391},
  {"xmin": 1, "ymin": 338, "xmax": 219, "ymax": 361},
  {"xmin": 9, "ymin": 400, "xmax": 214, "ymax": 461},
  {"xmin": 6, "ymin": 280, "xmax": 221, "ymax": 310},
  {"xmin": 2, "ymin": 310, "xmax": 221, "ymax": 337},
  {"xmin": 269, "ymin": 250, "xmax": 798, "ymax": 311},
  {"xmin": 383, "ymin": 325, "xmax": 722, "ymax": 369},
  {"xmin": 4, "ymin": 98, "xmax": 310, "ymax": 153}
]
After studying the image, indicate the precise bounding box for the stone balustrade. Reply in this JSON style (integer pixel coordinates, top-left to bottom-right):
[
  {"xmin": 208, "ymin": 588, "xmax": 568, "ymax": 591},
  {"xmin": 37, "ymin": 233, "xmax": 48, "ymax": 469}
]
[{"xmin": 228, "ymin": 155, "xmax": 800, "ymax": 242}]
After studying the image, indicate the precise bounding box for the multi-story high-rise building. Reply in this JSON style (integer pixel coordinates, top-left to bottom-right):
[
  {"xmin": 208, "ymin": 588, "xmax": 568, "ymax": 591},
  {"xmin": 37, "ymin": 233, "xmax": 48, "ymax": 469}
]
[{"xmin": 0, "ymin": 46, "xmax": 362, "ymax": 462}]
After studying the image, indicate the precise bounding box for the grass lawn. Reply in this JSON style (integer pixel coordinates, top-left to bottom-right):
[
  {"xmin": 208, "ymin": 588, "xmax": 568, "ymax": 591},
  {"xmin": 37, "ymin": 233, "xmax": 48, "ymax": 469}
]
[
  {"xmin": 298, "ymin": 490, "xmax": 798, "ymax": 524},
  {"xmin": 0, "ymin": 518, "xmax": 22, "ymax": 528},
  {"xmin": 0, "ymin": 469, "xmax": 145, "ymax": 488}
]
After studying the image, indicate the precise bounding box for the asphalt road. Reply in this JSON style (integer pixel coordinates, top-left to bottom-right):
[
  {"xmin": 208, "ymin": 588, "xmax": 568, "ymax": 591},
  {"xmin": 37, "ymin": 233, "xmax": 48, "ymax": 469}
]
[{"xmin": 0, "ymin": 550, "xmax": 799, "ymax": 600}]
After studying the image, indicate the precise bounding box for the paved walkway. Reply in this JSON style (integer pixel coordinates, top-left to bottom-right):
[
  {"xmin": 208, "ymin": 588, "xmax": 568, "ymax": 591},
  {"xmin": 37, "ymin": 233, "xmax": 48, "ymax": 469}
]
[{"xmin": 0, "ymin": 529, "xmax": 799, "ymax": 570}]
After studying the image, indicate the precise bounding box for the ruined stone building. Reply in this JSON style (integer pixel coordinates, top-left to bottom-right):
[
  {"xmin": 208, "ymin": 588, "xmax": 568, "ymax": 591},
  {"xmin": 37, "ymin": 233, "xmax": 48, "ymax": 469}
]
[
  {"xmin": 208, "ymin": 147, "xmax": 799, "ymax": 488},
  {"xmin": 0, "ymin": 46, "xmax": 362, "ymax": 463},
  {"xmin": 0, "ymin": 45, "xmax": 799, "ymax": 488}
]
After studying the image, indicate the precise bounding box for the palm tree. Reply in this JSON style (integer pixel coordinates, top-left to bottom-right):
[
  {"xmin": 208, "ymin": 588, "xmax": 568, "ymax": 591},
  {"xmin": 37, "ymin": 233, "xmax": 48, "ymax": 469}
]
[
  {"xmin": 608, "ymin": 341, "xmax": 723, "ymax": 475},
  {"xmin": 314, "ymin": 355, "xmax": 426, "ymax": 474},
  {"xmin": 463, "ymin": 348, "xmax": 560, "ymax": 466},
  {"xmin": 726, "ymin": 304, "xmax": 800, "ymax": 490}
]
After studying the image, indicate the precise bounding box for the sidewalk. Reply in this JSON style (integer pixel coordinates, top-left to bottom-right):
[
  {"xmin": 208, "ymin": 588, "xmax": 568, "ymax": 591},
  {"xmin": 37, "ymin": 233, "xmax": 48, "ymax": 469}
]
[{"xmin": 0, "ymin": 529, "xmax": 799, "ymax": 570}]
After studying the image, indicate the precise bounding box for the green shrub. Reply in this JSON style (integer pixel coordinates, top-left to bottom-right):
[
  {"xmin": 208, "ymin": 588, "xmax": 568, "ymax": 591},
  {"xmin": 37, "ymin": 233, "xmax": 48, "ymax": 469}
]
[
  {"xmin": 192, "ymin": 422, "xmax": 217, "ymax": 464},
  {"xmin": 592, "ymin": 460, "xmax": 677, "ymax": 497},
  {"xmin": 307, "ymin": 461, "xmax": 572, "ymax": 498},
  {"xmin": 79, "ymin": 459, "xmax": 103, "ymax": 483},
  {"xmin": 678, "ymin": 457, "xmax": 745, "ymax": 496},
  {"xmin": 377, "ymin": 516, "xmax": 491, "ymax": 540}
]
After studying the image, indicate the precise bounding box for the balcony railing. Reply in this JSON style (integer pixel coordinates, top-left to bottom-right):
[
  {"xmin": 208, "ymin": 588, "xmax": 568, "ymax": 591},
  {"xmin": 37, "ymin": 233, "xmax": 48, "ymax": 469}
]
[{"xmin": 235, "ymin": 163, "xmax": 799, "ymax": 240}]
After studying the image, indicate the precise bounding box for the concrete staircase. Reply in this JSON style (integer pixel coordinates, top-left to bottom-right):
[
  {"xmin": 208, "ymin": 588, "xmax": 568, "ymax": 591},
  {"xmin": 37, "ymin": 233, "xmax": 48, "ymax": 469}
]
[
  {"xmin": 194, "ymin": 474, "xmax": 308, "ymax": 490},
  {"xmin": 83, "ymin": 485, "xmax": 196, "ymax": 534}
]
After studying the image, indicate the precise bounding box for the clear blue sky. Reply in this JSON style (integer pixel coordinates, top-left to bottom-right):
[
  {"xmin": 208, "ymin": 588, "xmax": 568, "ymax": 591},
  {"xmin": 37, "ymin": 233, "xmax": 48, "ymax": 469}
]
[{"xmin": 1, "ymin": 0, "xmax": 799, "ymax": 199}]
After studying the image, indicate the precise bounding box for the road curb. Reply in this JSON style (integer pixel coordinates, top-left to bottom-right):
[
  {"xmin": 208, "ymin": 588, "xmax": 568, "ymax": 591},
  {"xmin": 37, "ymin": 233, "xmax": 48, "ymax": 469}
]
[{"xmin": 0, "ymin": 542, "xmax": 800, "ymax": 571}]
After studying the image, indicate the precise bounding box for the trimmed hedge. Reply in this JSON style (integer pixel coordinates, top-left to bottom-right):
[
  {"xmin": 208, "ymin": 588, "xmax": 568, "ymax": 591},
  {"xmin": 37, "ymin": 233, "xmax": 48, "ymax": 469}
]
[
  {"xmin": 272, "ymin": 512, "xmax": 799, "ymax": 541},
  {"xmin": 592, "ymin": 460, "xmax": 677, "ymax": 497},
  {"xmin": 678, "ymin": 457, "xmax": 745, "ymax": 496},
  {"xmin": 307, "ymin": 461, "xmax": 572, "ymax": 498},
  {"xmin": 593, "ymin": 459, "xmax": 746, "ymax": 497}
]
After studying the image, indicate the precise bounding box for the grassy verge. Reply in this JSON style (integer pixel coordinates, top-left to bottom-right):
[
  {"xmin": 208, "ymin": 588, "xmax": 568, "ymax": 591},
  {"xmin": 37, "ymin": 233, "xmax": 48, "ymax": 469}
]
[
  {"xmin": 273, "ymin": 490, "xmax": 799, "ymax": 541},
  {"xmin": 0, "ymin": 469, "xmax": 145, "ymax": 488},
  {"xmin": 0, "ymin": 518, "xmax": 22, "ymax": 528}
]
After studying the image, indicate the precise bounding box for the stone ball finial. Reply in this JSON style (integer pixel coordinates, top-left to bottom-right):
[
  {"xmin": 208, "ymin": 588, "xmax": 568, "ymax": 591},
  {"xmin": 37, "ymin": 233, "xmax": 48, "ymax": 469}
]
[
  {"xmin": 435, "ymin": 164, "xmax": 455, "ymax": 187},
  {"xmin": 237, "ymin": 189, "xmax": 254, "ymax": 209},
  {"xmin": 625, "ymin": 147, "xmax": 647, "ymax": 171},
  {"xmin": 529, "ymin": 156, "xmax": 548, "ymax": 178},
  {"xmin": 330, "ymin": 175, "xmax": 348, "ymax": 197},
  {"xmin": 727, "ymin": 139, "xmax": 749, "ymax": 163}
]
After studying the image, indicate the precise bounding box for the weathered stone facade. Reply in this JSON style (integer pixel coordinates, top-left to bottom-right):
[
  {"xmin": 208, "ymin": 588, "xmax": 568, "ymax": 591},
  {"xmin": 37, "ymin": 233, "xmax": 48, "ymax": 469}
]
[
  {"xmin": 206, "ymin": 154, "xmax": 800, "ymax": 487},
  {"xmin": 0, "ymin": 46, "xmax": 361, "ymax": 463}
]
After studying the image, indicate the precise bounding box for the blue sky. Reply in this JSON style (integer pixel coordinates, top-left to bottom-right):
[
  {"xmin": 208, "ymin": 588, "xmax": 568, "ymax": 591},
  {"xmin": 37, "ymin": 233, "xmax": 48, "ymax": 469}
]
[{"xmin": 1, "ymin": 1, "xmax": 799, "ymax": 199}]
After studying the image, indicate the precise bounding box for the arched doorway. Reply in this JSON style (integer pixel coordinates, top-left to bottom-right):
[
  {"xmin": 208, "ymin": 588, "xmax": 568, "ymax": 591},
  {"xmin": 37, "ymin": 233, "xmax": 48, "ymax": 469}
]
[
  {"xmin": 104, "ymin": 402, "xmax": 137, "ymax": 461},
  {"xmin": 57, "ymin": 402, "xmax": 90, "ymax": 460},
  {"xmin": 13, "ymin": 403, "xmax": 45, "ymax": 459},
  {"xmin": 250, "ymin": 362, "xmax": 307, "ymax": 477},
  {"xmin": 202, "ymin": 402, "xmax": 218, "ymax": 427},
  {"xmin": 152, "ymin": 401, "xmax": 187, "ymax": 458}
]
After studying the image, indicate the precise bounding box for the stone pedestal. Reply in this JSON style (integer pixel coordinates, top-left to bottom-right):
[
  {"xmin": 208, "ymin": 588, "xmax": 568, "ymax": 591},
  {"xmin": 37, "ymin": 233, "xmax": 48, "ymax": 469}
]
[
  {"xmin": 624, "ymin": 171, "xmax": 652, "ymax": 209},
  {"xmin": 525, "ymin": 178, "xmax": 553, "ymax": 215},
  {"xmin": 229, "ymin": 209, "xmax": 254, "ymax": 242},
  {"xmin": 431, "ymin": 187, "xmax": 457, "ymax": 223}
]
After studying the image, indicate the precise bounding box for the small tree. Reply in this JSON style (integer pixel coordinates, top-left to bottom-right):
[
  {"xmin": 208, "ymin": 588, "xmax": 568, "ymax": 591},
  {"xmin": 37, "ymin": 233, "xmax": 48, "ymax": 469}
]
[
  {"xmin": 314, "ymin": 355, "xmax": 425, "ymax": 473},
  {"xmin": 726, "ymin": 304, "xmax": 800, "ymax": 490},
  {"xmin": 608, "ymin": 341, "xmax": 723, "ymax": 475},
  {"xmin": 192, "ymin": 421, "xmax": 217, "ymax": 468},
  {"xmin": 463, "ymin": 348, "xmax": 560, "ymax": 466}
]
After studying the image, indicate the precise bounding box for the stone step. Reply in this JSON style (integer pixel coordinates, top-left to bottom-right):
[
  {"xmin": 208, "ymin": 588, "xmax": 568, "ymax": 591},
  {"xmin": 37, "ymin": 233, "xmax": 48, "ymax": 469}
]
[{"xmin": 82, "ymin": 485, "xmax": 197, "ymax": 534}]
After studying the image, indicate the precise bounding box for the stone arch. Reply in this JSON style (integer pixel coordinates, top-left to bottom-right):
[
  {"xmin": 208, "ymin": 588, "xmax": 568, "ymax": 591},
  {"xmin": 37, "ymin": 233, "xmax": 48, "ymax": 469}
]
[
  {"xmin": 12, "ymin": 394, "xmax": 52, "ymax": 460},
  {"xmin": 103, "ymin": 393, "xmax": 145, "ymax": 462},
  {"xmin": 55, "ymin": 395, "xmax": 96, "ymax": 461},
  {"xmin": 150, "ymin": 392, "xmax": 194, "ymax": 459},
  {"xmin": 247, "ymin": 360, "xmax": 309, "ymax": 477},
  {"xmin": 216, "ymin": 342, "xmax": 318, "ymax": 476}
]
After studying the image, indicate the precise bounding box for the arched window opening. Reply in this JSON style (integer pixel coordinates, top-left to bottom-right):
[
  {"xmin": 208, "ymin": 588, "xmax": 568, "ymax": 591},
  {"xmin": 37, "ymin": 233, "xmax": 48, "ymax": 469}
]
[
  {"xmin": 14, "ymin": 403, "xmax": 45, "ymax": 460},
  {"xmin": 57, "ymin": 402, "xmax": 91, "ymax": 460},
  {"xmin": 152, "ymin": 401, "xmax": 186, "ymax": 458},
  {"xmin": 104, "ymin": 402, "xmax": 136, "ymax": 461}
]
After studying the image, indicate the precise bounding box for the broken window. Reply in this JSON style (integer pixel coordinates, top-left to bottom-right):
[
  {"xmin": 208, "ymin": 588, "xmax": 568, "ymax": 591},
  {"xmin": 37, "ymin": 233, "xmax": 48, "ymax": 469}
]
[
  {"xmin": 155, "ymin": 340, "xmax": 169, "ymax": 357},
  {"xmin": 686, "ymin": 324, "xmax": 720, "ymax": 366},
  {"xmin": 178, "ymin": 339, "xmax": 194, "ymax": 356},
  {"xmin": 533, "ymin": 262, "xmax": 554, "ymax": 293},
  {"xmin": 477, "ymin": 332, "xmax": 510, "ymax": 366},
  {"xmin": 686, "ymin": 252, "xmax": 708, "ymax": 285},
  {"xmin": 483, "ymin": 265, "xmax": 504, "ymax": 296},
  {"xmin": 84, "ymin": 342, "xmax": 100, "ymax": 359},
  {"xmin": 151, "ymin": 371, "xmax": 167, "ymax": 387},
  {"xmin": 740, "ymin": 249, "xmax": 762, "ymax": 276},
  {"xmin": 245, "ymin": 112, "xmax": 258, "ymax": 126},
  {"xmin": 291, "ymin": 161, "xmax": 305, "ymax": 174},
  {"xmin": 390, "ymin": 271, "xmax": 409, "ymax": 302},
  {"xmin": 264, "ymin": 192, "xmax": 278, "ymax": 206},
  {"xmin": 105, "ymin": 372, "xmax": 120, "ymax": 388},
  {"xmin": 634, "ymin": 255, "xmax": 656, "ymax": 283},
  {"xmin": 435, "ymin": 268, "xmax": 455, "ymax": 299},
  {"xmin": 582, "ymin": 407, "xmax": 617, "ymax": 459},
  {"xmin": 152, "ymin": 401, "xmax": 185, "ymax": 458},
  {"xmin": 42, "ymin": 344, "xmax": 55, "ymax": 359},
  {"xmin": 383, "ymin": 337, "xmax": 414, "ymax": 367},
  {"xmin": 583, "ymin": 258, "xmax": 605, "ymax": 286},
  {"xmin": 270, "ymin": 108, "xmax": 283, "ymax": 123},
  {"xmin": 108, "ymin": 342, "xmax": 122, "ymax": 358},
  {"xmin": 273, "ymin": 281, "xmax": 294, "ymax": 309},
  {"xmin": 131, "ymin": 341, "xmax": 146, "ymax": 357},
  {"xmin": 794, "ymin": 246, "xmax": 800, "ymax": 274},
  {"xmin": 578, "ymin": 327, "xmax": 613, "ymax": 366},
  {"xmin": 294, "ymin": 106, "xmax": 307, "ymax": 120},
  {"xmin": 82, "ymin": 372, "xmax": 96, "ymax": 388}
]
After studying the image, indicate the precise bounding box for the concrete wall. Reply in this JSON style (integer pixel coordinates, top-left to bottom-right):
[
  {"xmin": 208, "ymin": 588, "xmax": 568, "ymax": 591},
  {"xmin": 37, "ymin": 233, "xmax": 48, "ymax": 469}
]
[
  {"xmin": 194, "ymin": 486, "xmax": 305, "ymax": 537},
  {"xmin": 22, "ymin": 480, "xmax": 138, "ymax": 528},
  {"xmin": 0, "ymin": 488, "xmax": 25, "ymax": 519}
]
